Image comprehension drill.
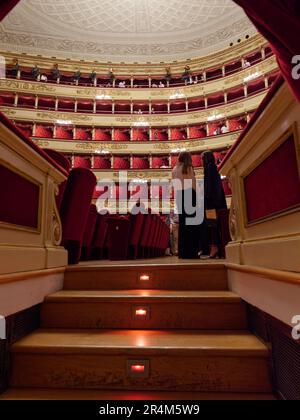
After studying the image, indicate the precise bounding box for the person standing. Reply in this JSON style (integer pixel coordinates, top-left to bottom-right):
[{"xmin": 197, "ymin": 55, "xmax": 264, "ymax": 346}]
[
  {"xmin": 90, "ymin": 70, "xmax": 97, "ymax": 86},
  {"xmin": 32, "ymin": 65, "xmax": 40, "ymax": 81},
  {"xmin": 52, "ymin": 64, "xmax": 60, "ymax": 83},
  {"xmin": 172, "ymin": 152, "xmax": 200, "ymax": 259},
  {"xmin": 12, "ymin": 59, "xmax": 20, "ymax": 78},
  {"xmin": 73, "ymin": 69, "xmax": 81, "ymax": 85},
  {"xmin": 201, "ymin": 151, "xmax": 227, "ymax": 259}
]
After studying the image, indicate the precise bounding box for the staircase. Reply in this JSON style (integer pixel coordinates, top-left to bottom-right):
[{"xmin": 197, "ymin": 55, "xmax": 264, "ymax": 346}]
[{"xmin": 3, "ymin": 263, "xmax": 274, "ymax": 400}]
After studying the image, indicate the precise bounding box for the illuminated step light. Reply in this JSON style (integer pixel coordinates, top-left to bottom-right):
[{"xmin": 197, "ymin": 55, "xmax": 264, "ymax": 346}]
[
  {"xmin": 139, "ymin": 274, "xmax": 150, "ymax": 282},
  {"xmin": 127, "ymin": 360, "xmax": 150, "ymax": 378},
  {"xmin": 135, "ymin": 308, "xmax": 147, "ymax": 317},
  {"xmin": 133, "ymin": 305, "xmax": 150, "ymax": 321},
  {"xmin": 131, "ymin": 364, "xmax": 145, "ymax": 373}
]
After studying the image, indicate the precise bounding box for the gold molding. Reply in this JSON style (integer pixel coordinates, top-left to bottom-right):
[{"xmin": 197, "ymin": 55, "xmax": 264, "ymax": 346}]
[
  {"xmin": 240, "ymin": 123, "xmax": 300, "ymax": 227},
  {"xmin": 0, "ymin": 92, "xmax": 266, "ymax": 127},
  {"xmin": 0, "ymin": 56, "xmax": 278, "ymax": 101},
  {"xmin": 32, "ymin": 132, "xmax": 238, "ymax": 155},
  {"xmin": 1, "ymin": 34, "xmax": 266, "ymax": 72}
]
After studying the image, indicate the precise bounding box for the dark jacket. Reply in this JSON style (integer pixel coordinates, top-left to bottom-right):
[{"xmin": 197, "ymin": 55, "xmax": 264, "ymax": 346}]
[{"xmin": 204, "ymin": 163, "xmax": 227, "ymax": 210}]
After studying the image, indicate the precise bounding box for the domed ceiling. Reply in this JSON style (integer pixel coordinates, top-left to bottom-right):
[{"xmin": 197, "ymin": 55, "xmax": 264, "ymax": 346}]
[{"xmin": 0, "ymin": 0, "xmax": 255, "ymax": 62}]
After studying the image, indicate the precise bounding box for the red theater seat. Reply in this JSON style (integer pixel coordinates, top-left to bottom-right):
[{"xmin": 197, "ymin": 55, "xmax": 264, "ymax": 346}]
[
  {"xmin": 91, "ymin": 214, "xmax": 109, "ymax": 260},
  {"xmin": 60, "ymin": 168, "xmax": 97, "ymax": 264},
  {"xmin": 94, "ymin": 156, "xmax": 111, "ymax": 169},
  {"xmin": 107, "ymin": 216, "xmax": 131, "ymax": 261},
  {"xmin": 55, "ymin": 126, "xmax": 73, "ymax": 140},
  {"xmin": 81, "ymin": 204, "xmax": 98, "ymax": 261},
  {"xmin": 128, "ymin": 213, "xmax": 145, "ymax": 259},
  {"xmin": 138, "ymin": 214, "xmax": 153, "ymax": 258},
  {"xmin": 94, "ymin": 128, "xmax": 112, "ymax": 141},
  {"xmin": 192, "ymin": 154, "xmax": 202, "ymax": 167},
  {"xmin": 74, "ymin": 156, "xmax": 91, "ymax": 169},
  {"xmin": 113, "ymin": 157, "xmax": 130, "ymax": 170},
  {"xmin": 35, "ymin": 125, "xmax": 53, "ymax": 138},
  {"xmin": 132, "ymin": 157, "xmax": 149, "ymax": 170}
]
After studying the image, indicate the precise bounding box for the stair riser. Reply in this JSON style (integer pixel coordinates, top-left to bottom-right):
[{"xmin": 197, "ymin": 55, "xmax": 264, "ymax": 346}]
[
  {"xmin": 41, "ymin": 302, "xmax": 247, "ymax": 330},
  {"xmin": 64, "ymin": 267, "xmax": 228, "ymax": 291},
  {"xmin": 11, "ymin": 353, "xmax": 272, "ymax": 393}
]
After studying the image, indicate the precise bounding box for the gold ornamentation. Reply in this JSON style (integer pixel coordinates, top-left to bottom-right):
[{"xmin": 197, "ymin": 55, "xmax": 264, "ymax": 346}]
[{"xmin": 52, "ymin": 184, "xmax": 62, "ymax": 246}]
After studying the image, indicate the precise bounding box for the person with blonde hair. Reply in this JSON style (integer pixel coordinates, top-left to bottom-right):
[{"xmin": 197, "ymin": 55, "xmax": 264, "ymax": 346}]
[{"xmin": 172, "ymin": 152, "xmax": 200, "ymax": 259}]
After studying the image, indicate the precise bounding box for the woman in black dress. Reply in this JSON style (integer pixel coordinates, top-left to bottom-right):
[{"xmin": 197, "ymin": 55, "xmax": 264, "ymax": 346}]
[
  {"xmin": 202, "ymin": 151, "xmax": 227, "ymax": 259},
  {"xmin": 172, "ymin": 152, "xmax": 200, "ymax": 259}
]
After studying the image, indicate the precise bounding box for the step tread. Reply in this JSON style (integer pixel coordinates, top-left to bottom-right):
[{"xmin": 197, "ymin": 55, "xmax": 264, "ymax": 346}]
[
  {"xmin": 12, "ymin": 330, "xmax": 268, "ymax": 357},
  {"xmin": 45, "ymin": 290, "xmax": 241, "ymax": 303},
  {"xmin": 0, "ymin": 388, "xmax": 276, "ymax": 400},
  {"xmin": 68, "ymin": 262, "xmax": 226, "ymax": 271}
]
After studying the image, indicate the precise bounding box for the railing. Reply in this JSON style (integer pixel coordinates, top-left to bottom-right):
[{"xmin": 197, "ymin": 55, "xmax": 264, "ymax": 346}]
[
  {"xmin": 5, "ymin": 48, "xmax": 273, "ymax": 89},
  {"xmin": 220, "ymin": 77, "xmax": 300, "ymax": 273},
  {"xmin": 0, "ymin": 111, "xmax": 68, "ymax": 275}
]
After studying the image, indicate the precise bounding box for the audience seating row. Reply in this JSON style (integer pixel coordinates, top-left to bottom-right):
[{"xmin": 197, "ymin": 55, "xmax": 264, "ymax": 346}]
[
  {"xmin": 44, "ymin": 148, "xmax": 170, "ymax": 263},
  {"xmin": 80, "ymin": 210, "xmax": 170, "ymax": 262}
]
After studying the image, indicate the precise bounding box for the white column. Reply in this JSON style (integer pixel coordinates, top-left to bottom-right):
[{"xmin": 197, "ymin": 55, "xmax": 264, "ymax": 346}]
[
  {"xmin": 149, "ymin": 154, "xmax": 153, "ymax": 169},
  {"xmin": 111, "ymin": 155, "xmax": 114, "ymax": 169},
  {"xmin": 185, "ymin": 100, "xmax": 189, "ymax": 112},
  {"xmin": 32, "ymin": 123, "xmax": 36, "ymax": 137},
  {"xmin": 130, "ymin": 155, "xmax": 133, "ymax": 169},
  {"xmin": 222, "ymin": 66, "xmax": 226, "ymax": 77},
  {"xmin": 112, "ymin": 127, "xmax": 115, "ymax": 141},
  {"xmin": 53, "ymin": 125, "xmax": 57, "ymax": 139},
  {"xmin": 168, "ymin": 127, "xmax": 171, "ymax": 141},
  {"xmin": 91, "ymin": 155, "xmax": 95, "ymax": 168},
  {"xmin": 73, "ymin": 127, "xmax": 77, "ymax": 140},
  {"xmin": 55, "ymin": 98, "xmax": 59, "ymax": 111},
  {"xmin": 112, "ymin": 101, "xmax": 115, "ymax": 114},
  {"xmin": 204, "ymin": 97, "xmax": 208, "ymax": 109},
  {"xmin": 186, "ymin": 126, "xmax": 190, "ymax": 139},
  {"xmin": 92, "ymin": 127, "xmax": 95, "ymax": 141},
  {"xmin": 244, "ymin": 84, "xmax": 248, "ymax": 98},
  {"xmin": 35, "ymin": 95, "xmax": 39, "ymax": 109},
  {"xmin": 131, "ymin": 77, "xmax": 134, "ymax": 88},
  {"xmin": 224, "ymin": 91, "xmax": 228, "ymax": 104},
  {"xmin": 261, "ymin": 47, "xmax": 266, "ymax": 60},
  {"xmin": 14, "ymin": 93, "xmax": 19, "ymax": 107},
  {"xmin": 74, "ymin": 99, "xmax": 78, "ymax": 113},
  {"xmin": 93, "ymin": 100, "xmax": 97, "ymax": 114},
  {"xmin": 130, "ymin": 101, "xmax": 134, "ymax": 114},
  {"xmin": 167, "ymin": 101, "xmax": 170, "ymax": 114}
]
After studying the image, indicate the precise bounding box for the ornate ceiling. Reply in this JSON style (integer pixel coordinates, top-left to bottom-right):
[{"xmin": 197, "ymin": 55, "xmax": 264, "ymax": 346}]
[{"xmin": 0, "ymin": 0, "xmax": 255, "ymax": 62}]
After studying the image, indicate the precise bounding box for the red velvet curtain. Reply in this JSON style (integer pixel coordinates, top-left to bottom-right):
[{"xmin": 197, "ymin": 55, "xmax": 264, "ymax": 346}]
[{"xmin": 233, "ymin": 0, "xmax": 300, "ymax": 103}]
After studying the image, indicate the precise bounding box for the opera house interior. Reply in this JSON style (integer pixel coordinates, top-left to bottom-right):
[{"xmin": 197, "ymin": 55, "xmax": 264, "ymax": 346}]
[{"xmin": 0, "ymin": 0, "xmax": 300, "ymax": 403}]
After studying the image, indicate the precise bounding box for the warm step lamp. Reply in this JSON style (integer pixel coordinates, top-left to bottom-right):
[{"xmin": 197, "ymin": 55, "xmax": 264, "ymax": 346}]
[{"xmin": 127, "ymin": 360, "xmax": 150, "ymax": 379}]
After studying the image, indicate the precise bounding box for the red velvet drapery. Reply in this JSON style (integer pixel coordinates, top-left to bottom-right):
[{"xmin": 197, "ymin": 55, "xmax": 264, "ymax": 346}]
[
  {"xmin": 233, "ymin": 0, "xmax": 300, "ymax": 103},
  {"xmin": 0, "ymin": 0, "xmax": 21, "ymax": 21}
]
